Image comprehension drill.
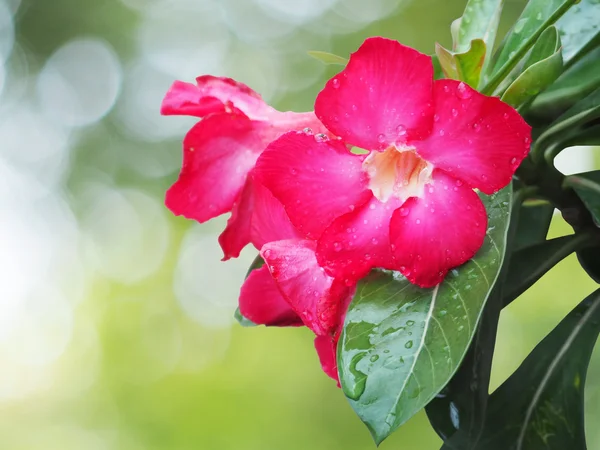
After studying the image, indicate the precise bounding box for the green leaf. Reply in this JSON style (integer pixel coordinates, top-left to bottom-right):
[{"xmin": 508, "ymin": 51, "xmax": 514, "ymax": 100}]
[
  {"xmin": 337, "ymin": 187, "xmax": 512, "ymax": 444},
  {"xmin": 555, "ymin": 0, "xmax": 600, "ymax": 64},
  {"xmin": 455, "ymin": 0, "xmax": 504, "ymax": 77},
  {"xmin": 234, "ymin": 307, "xmax": 257, "ymax": 327},
  {"xmin": 533, "ymin": 87, "xmax": 600, "ymax": 163},
  {"xmin": 501, "ymin": 27, "xmax": 563, "ymax": 107},
  {"xmin": 431, "ymin": 54, "xmax": 444, "ymax": 80},
  {"xmin": 307, "ymin": 50, "xmax": 348, "ymax": 66},
  {"xmin": 513, "ymin": 201, "xmax": 554, "ymax": 251},
  {"xmin": 483, "ymin": 0, "xmax": 578, "ymax": 95},
  {"xmin": 435, "ymin": 40, "xmax": 487, "ymax": 88},
  {"xmin": 564, "ymin": 170, "xmax": 600, "ymax": 225},
  {"xmin": 503, "ymin": 235, "xmax": 587, "ymax": 306},
  {"xmin": 446, "ymin": 289, "xmax": 600, "ymax": 449},
  {"xmin": 527, "ymin": 47, "xmax": 600, "ymax": 123},
  {"xmin": 577, "ymin": 246, "xmax": 600, "ymax": 283}
]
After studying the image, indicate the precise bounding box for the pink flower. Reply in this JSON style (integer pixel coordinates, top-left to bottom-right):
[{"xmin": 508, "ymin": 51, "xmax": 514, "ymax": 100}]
[
  {"xmin": 255, "ymin": 37, "xmax": 531, "ymax": 288},
  {"xmin": 161, "ymin": 75, "xmax": 328, "ymax": 259},
  {"xmin": 235, "ymin": 180, "xmax": 352, "ymax": 383}
]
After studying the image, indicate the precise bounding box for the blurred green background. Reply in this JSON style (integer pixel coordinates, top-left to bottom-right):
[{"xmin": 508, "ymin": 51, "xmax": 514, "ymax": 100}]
[{"xmin": 1, "ymin": 0, "xmax": 598, "ymax": 448}]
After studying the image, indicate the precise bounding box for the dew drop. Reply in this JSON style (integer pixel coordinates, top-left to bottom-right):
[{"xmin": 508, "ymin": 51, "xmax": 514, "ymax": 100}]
[
  {"xmin": 510, "ymin": 157, "xmax": 517, "ymax": 165},
  {"xmin": 473, "ymin": 122, "xmax": 480, "ymax": 131},
  {"xmin": 503, "ymin": 112, "xmax": 509, "ymax": 119},
  {"xmin": 405, "ymin": 340, "xmax": 414, "ymax": 349},
  {"xmin": 406, "ymin": 320, "xmax": 415, "ymax": 326},
  {"xmin": 451, "ymin": 108, "xmax": 458, "ymax": 117},
  {"xmin": 443, "ymin": 85, "xmax": 450, "ymax": 93},
  {"xmin": 398, "ymin": 207, "xmax": 409, "ymax": 217},
  {"xmin": 369, "ymin": 354, "xmax": 379, "ymax": 363},
  {"xmin": 303, "ymin": 127, "xmax": 313, "ymax": 135},
  {"xmin": 396, "ymin": 124, "xmax": 407, "ymax": 136},
  {"xmin": 439, "ymin": 129, "xmax": 445, "ymax": 136},
  {"xmin": 377, "ymin": 133, "xmax": 386, "ymax": 143},
  {"xmin": 314, "ymin": 133, "xmax": 328, "ymax": 142},
  {"xmin": 332, "ymin": 78, "xmax": 340, "ymax": 88},
  {"xmin": 456, "ymin": 82, "xmax": 472, "ymax": 100},
  {"xmin": 371, "ymin": 238, "xmax": 378, "ymax": 245},
  {"xmin": 455, "ymin": 179, "xmax": 463, "ymax": 187},
  {"xmin": 351, "ymin": 104, "xmax": 358, "ymax": 111},
  {"xmin": 333, "ymin": 242, "xmax": 342, "ymax": 252}
]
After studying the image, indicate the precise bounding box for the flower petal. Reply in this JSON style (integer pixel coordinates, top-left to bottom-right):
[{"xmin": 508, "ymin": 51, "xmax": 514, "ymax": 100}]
[
  {"xmin": 161, "ymin": 76, "xmax": 273, "ymax": 119},
  {"xmin": 250, "ymin": 180, "xmax": 301, "ymax": 249},
  {"xmin": 317, "ymin": 195, "xmax": 401, "ymax": 283},
  {"xmin": 315, "ymin": 37, "xmax": 434, "ymax": 150},
  {"xmin": 165, "ymin": 113, "xmax": 266, "ymax": 223},
  {"xmin": 218, "ymin": 177, "xmax": 254, "ymax": 260},
  {"xmin": 255, "ymin": 132, "xmax": 371, "ymax": 239},
  {"xmin": 314, "ymin": 335, "xmax": 339, "ymax": 383},
  {"xmin": 389, "ymin": 170, "xmax": 487, "ymax": 287},
  {"xmin": 415, "ymin": 79, "xmax": 531, "ymax": 194},
  {"xmin": 260, "ymin": 239, "xmax": 351, "ymax": 335},
  {"xmin": 239, "ymin": 265, "xmax": 303, "ymax": 326}
]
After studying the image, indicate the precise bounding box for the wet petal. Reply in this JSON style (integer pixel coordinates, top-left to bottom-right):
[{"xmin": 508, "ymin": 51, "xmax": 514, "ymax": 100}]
[
  {"xmin": 415, "ymin": 79, "xmax": 531, "ymax": 194},
  {"xmin": 260, "ymin": 239, "xmax": 351, "ymax": 335},
  {"xmin": 165, "ymin": 113, "xmax": 266, "ymax": 223},
  {"xmin": 389, "ymin": 169, "xmax": 487, "ymax": 287},
  {"xmin": 315, "ymin": 37, "xmax": 434, "ymax": 150},
  {"xmin": 218, "ymin": 177, "xmax": 254, "ymax": 260},
  {"xmin": 314, "ymin": 335, "xmax": 339, "ymax": 384},
  {"xmin": 239, "ymin": 265, "xmax": 303, "ymax": 326},
  {"xmin": 254, "ymin": 132, "xmax": 371, "ymax": 240},
  {"xmin": 161, "ymin": 75, "xmax": 273, "ymax": 119},
  {"xmin": 250, "ymin": 180, "xmax": 301, "ymax": 249},
  {"xmin": 317, "ymin": 195, "xmax": 401, "ymax": 283}
]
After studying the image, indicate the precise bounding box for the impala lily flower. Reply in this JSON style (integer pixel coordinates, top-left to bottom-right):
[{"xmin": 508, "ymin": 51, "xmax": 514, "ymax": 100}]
[
  {"xmin": 235, "ymin": 181, "xmax": 352, "ymax": 383},
  {"xmin": 161, "ymin": 75, "xmax": 328, "ymax": 259},
  {"xmin": 255, "ymin": 37, "xmax": 531, "ymax": 287}
]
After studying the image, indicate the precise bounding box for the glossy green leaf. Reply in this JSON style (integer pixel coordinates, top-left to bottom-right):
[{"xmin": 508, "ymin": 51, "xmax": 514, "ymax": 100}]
[
  {"xmin": 564, "ymin": 170, "xmax": 600, "ymax": 225},
  {"xmin": 503, "ymin": 234, "xmax": 587, "ymax": 306},
  {"xmin": 446, "ymin": 289, "xmax": 600, "ymax": 449},
  {"xmin": 527, "ymin": 47, "xmax": 600, "ymax": 123},
  {"xmin": 307, "ymin": 50, "xmax": 348, "ymax": 66},
  {"xmin": 454, "ymin": 0, "xmax": 504, "ymax": 78},
  {"xmin": 577, "ymin": 246, "xmax": 600, "ymax": 283},
  {"xmin": 484, "ymin": 0, "xmax": 577, "ymax": 95},
  {"xmin": 431, "ymin": 54, "xmax": 444, "ymax": 80},
  {"xmin": 502, "ymin": 27, "xmax": 563, "ymax": 107},
  {"xmin": 533, "ymin": 87, "xmax": 600, "ymax": 162},
  {"xmin": 435, "ymin": 40, "xmax": 486, "ymax": 88},
  {"xmin": 513, "ymin": 201, "xmax": 554, "ymax": 251},
  {"xmin": 337, "ymin": 188, "xmax": 512, "ymax": 444},
  {"xmin": 555, "ymin": 0, "xmax": 600, "ymax": 64}
]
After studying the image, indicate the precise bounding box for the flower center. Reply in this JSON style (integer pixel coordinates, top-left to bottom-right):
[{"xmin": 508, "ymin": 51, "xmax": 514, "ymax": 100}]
[{"xmin": 362, "ymin": 145, "xmax": 433, "ymax": 203}]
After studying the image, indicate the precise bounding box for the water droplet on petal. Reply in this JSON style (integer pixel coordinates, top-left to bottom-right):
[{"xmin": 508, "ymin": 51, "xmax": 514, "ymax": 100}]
[
  {"xmin": 433, "ymin": 114, "xmax": 440, "ymax": 122},
  {"xmin": 456, "ymin": 82, "xmax": 472, "ymax": 100},
  {"xmin": 398, "ymin": 207, "xmax": 409, "ymax": 217},
  {"xmin": 303, "ymin": 127, "xmax": 313, "ymax": 135},
  {"xmin": 332, "ymin": 78, "xmax": 340, "ymax": 88},
  {"xmin": 314, "ymin": 133, "xmax": 328, "ymax": 142},
  {"xmin": 333, "ymin": 242, "xmax": 342, "ymax": 252},
  {"xmin": 443, "ymin": 85, "xmax": 450, "ymax": 93},
  {"xmin": 439, "ymin": 129, "xmax": 445, "ymax": 136},
  {"xmin": 371, "ymin": 238, "xmax": 378, "ymax": 245},
  {"xmin": 351, "ymin": 104, "xmax": 358, "ymax": 111},
  {"xmin": 455, "ymin": 179, "xmax": 463, "ymax": 187},
  {"xmin": 416, "ymin": 219, "xmax": 421, "ymax": 225},
  {"xmin": 451, "ymin": 108, "xmax": 458, "ymax": 117},
  {"xmin": 473, "ymin": 122, "xmax": 480, "ymax": 131},
  {"xmin": 396, "ymin": 124, "xmax": 406, "ymax": 136},
  {"xmin": 503, "ymin": 112, "xmax": 509, "ymax": 119},
  {"xmin": 510, "ymin": 157, "xmax": 517, "ymax": 165},
  {"xmin": 377, "ymin": 133, "xmax": 386, "ymax": 143}
]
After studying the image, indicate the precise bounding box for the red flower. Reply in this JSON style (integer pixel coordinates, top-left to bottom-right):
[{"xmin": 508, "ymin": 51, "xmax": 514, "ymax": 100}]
[
  {"xmin": 235, "ymin": 180, "xmax": 352, "ymax": 383},
  {"xmin": 255, "ymin": 37, "xmax": 531, "ymax": 288},
  {"xmin": 161, "ymin": 76, "xmax": 327, "ymax": 259}
]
